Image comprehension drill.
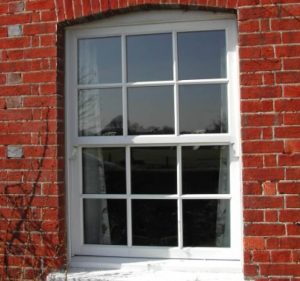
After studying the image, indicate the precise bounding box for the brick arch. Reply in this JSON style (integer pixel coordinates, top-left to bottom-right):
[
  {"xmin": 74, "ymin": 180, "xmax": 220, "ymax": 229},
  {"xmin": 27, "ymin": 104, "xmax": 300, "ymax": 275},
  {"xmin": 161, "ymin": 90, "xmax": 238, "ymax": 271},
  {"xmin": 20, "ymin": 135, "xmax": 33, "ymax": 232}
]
[{"xmin": 55, "ymin": 0, "xmax": 238, "ymax": 23}]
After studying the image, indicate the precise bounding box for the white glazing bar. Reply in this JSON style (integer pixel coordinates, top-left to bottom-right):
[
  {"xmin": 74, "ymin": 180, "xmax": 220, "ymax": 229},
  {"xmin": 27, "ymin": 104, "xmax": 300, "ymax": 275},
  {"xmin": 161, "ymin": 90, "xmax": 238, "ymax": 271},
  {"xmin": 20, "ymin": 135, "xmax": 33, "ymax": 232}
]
[
  {"xmin": 75, "ymin": 134, "xmax": 232, "ymax": 146},
  {"xmin": 126, "ymin": 146, "xmax": 132, "ymax": 247},
  {"xmin": 81, "ymin": 194, "xmax": 128, "ymax": 199},
  {"xmin": 177, "ymin": 146, "xmax": 183, "ymax": 249},
  {"xmin": 76, "ymin": 79, "xmax": 228, "ymax": 90},
  {"xmin": 130, "ymin": 194, "xmax": 178, "ymax": 199},
  {"xmin": 122, "ymin": 34, "xmax": 128, "ymax": 136},
  {"xmin": 173, "ymin": 31, "xmax": 179, "ymax": 136},
  {"xmin": 181, "ymin": 194, "xmax": 232, "ymax": 200},
  {"xmin": 78, "ymin": 83, "xmax": 123, "ymax": 89},
  {"xmin": 178, "ymin": 78, "xmax": 229, "ymax": 85}
]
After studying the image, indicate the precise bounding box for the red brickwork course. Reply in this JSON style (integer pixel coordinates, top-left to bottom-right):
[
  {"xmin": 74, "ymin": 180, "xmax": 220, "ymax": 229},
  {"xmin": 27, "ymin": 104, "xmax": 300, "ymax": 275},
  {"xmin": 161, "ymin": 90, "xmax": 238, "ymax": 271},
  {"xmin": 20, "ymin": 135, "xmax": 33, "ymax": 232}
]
[{"xmin": 0, "ymin": 0, "xmax": 299, "ymax": 280}]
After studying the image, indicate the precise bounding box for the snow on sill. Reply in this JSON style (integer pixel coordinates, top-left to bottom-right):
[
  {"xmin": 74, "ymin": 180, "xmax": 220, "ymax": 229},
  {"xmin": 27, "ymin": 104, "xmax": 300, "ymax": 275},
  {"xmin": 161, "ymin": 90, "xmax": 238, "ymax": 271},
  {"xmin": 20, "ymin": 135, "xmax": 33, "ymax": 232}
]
[
  {"xmin": 47, "ymin": 269, "xmax": 245, "ymax": 281},
  {"xmin": 47, "ymin": 258, "xmax": 245, "ymax": 281}
]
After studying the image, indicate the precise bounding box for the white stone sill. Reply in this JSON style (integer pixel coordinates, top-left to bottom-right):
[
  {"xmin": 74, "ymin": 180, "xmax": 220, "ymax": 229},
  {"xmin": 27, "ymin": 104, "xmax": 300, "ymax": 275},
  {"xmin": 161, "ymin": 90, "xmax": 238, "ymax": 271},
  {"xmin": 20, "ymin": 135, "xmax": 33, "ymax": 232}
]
[{"xmin": 47, "ymin": 257, "xmax": 245, "ymax": 281}]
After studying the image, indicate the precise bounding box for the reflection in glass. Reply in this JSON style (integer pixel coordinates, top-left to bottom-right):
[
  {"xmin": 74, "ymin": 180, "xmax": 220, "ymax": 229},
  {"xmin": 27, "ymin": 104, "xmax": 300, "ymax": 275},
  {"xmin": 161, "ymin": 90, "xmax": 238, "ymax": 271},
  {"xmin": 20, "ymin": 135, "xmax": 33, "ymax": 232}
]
[
  {"xmin": 178, "ymin": 30, "xmax": 226, "ymax": 79},
  {"xmin": 82, "ymin": 148, "xmax": 126, "ymax": 194},
  {"xmin": 183, "ymin": 200, "xmax": 230, "ymax": 247},
  {"xmin": 128, "ymin": 86, "xmax": 174, "ymax": 135},
  {"xmin": 84, "ymin": 199, "xmax": 127, "ymax": 245},
  {"xmin": 78, "ymin": 88, "xmax": 122, "ymax": 136},
  {"xmin": 78, "ymin": 37, "xmax": 121, "ymax": 84},
  {"xmin": 132, "ymin": 200, "xmax": 177, "ymax": 246},
  {"xmin": 131, "ymin": 147, "xmax": 176, "ymax": 194},
  {"xmin": 182, "ymin": 146, "xmax": 229, "ymax": 194},
  {"xmin": 127, "ymin": 33, "xmax": 172, "ymax": 82},
  {"xmin": 179, "ymin": 84, "xmax": 227, "ymax": 134}
]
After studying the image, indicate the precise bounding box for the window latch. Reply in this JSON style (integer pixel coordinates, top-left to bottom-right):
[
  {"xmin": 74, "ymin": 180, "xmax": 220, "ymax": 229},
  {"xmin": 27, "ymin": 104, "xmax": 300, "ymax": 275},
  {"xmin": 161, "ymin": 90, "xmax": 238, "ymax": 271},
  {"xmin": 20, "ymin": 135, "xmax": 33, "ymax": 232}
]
[
  {"xmin": 69, "ymin": 146, "xmax": 78, "ymax": 161},
  {"xmin": 231, "ymin": 142, "xmax": 240, "ymax": 158}
]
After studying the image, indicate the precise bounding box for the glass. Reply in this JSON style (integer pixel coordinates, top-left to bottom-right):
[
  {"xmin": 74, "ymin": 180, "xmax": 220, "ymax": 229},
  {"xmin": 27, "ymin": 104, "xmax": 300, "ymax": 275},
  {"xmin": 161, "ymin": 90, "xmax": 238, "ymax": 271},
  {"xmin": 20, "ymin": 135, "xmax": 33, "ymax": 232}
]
[
  {"xmin": 78, "ymin": 88, "xmax": 122, "ymax": 136},
  {"xmin": 182, "ymin": 146, "xmax": 229, "ymax": 194},
  {"xmin": 128, "ymin": 86, "xmax": 174, "ymax": 135},
  {"xmin": 179, "ymin": 84, "xmax": 227, "ymax": 134},
  {"xmin": 131, "ymin": 147, "xmax": 176, "ymax": 194},
  {"xmin": 132, "ymin": 200, "xmax": 177, "ymax": 246},
  {"xmin": 177, "ymin": 30, "xmax": 226, "ymax": 79},
  {"xmin": 78, "ymin": 37, "xmax": 121, "ymax": 84},
  {"xmin": 127, "ymin": 33, "xmax": 172, "ymax": 82},
  {"xmin": 82, "ymin": 148, "xmax": 126, "ymax": 194},
  {"xmin": 84, "ymin": 199, "xmax": 127, "ymax": 245},
  {"xmin": 183, "ymin": 200, "xmax": 230, "ymax": 247}
]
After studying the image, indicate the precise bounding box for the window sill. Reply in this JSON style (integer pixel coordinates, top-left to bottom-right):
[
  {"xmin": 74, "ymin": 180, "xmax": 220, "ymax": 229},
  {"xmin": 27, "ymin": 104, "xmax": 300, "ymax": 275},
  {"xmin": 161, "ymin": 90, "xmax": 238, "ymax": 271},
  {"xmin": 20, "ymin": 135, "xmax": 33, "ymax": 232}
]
[{"xmin": 47, "ymin": 257, "xmax": 245, "ymax": 281}]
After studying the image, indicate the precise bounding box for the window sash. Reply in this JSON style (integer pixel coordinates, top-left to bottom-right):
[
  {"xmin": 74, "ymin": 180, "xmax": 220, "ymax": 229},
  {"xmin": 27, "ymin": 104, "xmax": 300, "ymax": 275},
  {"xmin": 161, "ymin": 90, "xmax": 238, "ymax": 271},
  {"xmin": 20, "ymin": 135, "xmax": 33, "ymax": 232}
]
[{"xmin": 66, "ymin": 15, "xmax": 241, "ymax": 260}]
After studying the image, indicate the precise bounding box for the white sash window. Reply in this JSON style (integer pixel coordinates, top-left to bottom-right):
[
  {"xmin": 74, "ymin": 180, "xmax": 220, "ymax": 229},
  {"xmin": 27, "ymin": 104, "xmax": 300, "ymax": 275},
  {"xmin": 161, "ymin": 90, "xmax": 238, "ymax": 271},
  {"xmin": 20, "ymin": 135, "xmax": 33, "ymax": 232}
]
[{"xmin": 66, "ymin": 10, "xmax": 241, "ymax": 263}]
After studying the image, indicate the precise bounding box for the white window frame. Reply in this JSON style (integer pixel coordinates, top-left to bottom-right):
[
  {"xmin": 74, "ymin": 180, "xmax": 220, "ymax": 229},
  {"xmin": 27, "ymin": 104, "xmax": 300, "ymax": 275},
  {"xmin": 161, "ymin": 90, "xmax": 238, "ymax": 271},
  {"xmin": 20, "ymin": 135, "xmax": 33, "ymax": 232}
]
[{"xmin": 65, "ymin": 10, "xmax": 242, "ymax": 266}]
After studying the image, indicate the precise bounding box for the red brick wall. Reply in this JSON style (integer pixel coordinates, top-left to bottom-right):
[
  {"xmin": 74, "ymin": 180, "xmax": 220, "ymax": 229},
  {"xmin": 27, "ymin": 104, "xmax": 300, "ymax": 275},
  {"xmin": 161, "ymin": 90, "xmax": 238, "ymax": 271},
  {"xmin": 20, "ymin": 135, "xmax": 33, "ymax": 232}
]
[{"xmin": 0, "ymin": 0, "xmax": 299, "ymax": 280}]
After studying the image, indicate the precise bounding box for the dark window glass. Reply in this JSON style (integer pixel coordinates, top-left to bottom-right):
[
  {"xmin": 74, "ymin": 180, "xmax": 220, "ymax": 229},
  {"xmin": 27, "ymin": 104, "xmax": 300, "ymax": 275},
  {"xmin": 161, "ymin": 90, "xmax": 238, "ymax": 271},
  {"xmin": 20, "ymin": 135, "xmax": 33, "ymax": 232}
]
[
  {"xmin": 182, "ymin": 146, "xmax": 229, "ymax": 194},
  {"xmin": 178, "ymin": 30, "xmax": 226, "ymax": 79},
  {"xmin": 128, "ymin": 86, "xmax": 174, "ymax": 135},
  {"xmin": 78, "ymin": 37, "xmax": 121, "ymax": 84},
  {"xmin": 127, "ymin": 33, "xmax": 172, "ymax": 82},
  {"xmin": 132, "ymin": 200, "xmax": 177, "ymax": 246},
  {"xmin": 78, "ymin": 88, "xmax": 122, "ymax": 136},
  {"xmin": 179, "ymin": 84, "xmax": 227, "ymax": 134},
  {"xmin": 183, "ymin": 200, "xmax": 230, "ymax": 247},
  {"xmin": 82, "ymin": 148, "xmax": 126, "ymax": 194},
  {"xmin": 84, "ymin": 199, "xmax": 127, "ymax": 245},
  {"xmin": 131, "ymin": 147, "xmax": 176, "ymax": 194}
]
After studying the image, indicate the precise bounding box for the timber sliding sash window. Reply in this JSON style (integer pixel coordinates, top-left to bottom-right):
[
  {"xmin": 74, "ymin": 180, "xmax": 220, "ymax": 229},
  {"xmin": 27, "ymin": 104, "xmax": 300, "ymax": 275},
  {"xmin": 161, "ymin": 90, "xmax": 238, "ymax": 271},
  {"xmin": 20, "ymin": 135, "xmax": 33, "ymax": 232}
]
[{"xmin": 66, "ymin": 10, "xmax": 241, "ymax": 261}]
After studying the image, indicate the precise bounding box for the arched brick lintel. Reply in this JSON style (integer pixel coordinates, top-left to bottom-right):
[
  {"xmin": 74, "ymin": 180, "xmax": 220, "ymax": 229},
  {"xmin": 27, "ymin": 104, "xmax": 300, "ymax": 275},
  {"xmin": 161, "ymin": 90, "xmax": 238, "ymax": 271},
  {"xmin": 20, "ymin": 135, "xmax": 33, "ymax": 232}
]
[{"xmin": 56, "ymin": 1, "xmax": 237, "ymax": 26}]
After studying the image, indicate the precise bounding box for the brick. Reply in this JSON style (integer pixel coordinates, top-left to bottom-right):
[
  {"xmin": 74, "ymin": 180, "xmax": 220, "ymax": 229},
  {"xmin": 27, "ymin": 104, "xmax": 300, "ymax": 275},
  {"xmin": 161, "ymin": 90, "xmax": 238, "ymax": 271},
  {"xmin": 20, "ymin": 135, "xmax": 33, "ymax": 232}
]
[
  {"xmin": 278, "ymin": 182, "xmax": 300, "ymax": 194},
  {"xmin": 286, "ymin": 196, "xmax": 300, "ymax": 208},
  {"xmin": 275, "ymin": 126, "xmax": 300, "ymax": 138},
  {"xmin": 243, "ymin": 168, "xmax": 284, "ymax": 181},
  {"xmin": 244, "ymin": 237, "xmax": 265, "ymax": 250},
  {"xmin": 26, "ymin": 0, "xmax": 55, "ymax": 11},
  {"xmin": 245, "ymin": 223, "xmax": 285, "ymax": 236},
  {"xmin": 284, "ymin": 140, "xmax": 300, "ymax": 153},
  {"xmin": 252, "ymin": 250, "xmax": 270, "ymax": 262},
  {"xmin": 243, "ymin": 141, "xmax": 283, "ymax": 153},
  {"xmin": 260, "ymin": 264, "xmax": 300, "ymax": 275},
  {"xmin": 244, "ymin": 196, "xmax": 283, "ymax": 209}
]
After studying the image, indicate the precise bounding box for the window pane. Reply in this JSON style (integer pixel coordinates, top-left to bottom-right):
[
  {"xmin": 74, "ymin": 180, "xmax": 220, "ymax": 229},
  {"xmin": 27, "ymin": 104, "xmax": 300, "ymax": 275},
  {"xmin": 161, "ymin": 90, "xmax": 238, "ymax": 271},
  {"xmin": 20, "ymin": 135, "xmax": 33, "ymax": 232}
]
[
  {"xmin": 127, "ymin": 33, "xmax": 172, "ymax": 82},
  {"xmin": 183, "ymin": 200, "xmax": 230, "ymax": 247},
  {"xmin": 131, "ymin": 147, "xmax": 176, "ymax": 194},
  {"xmin": 128, "ymin": 86, "xmax": 174, "ymax": 135},
  {"xmin": 178, "ymin": 30, "xmax": 226, "ymax": 79},
  {"xmin": 82, "ymin": 148, "xmax": 126, "ymax": 194},
  {"xmin": 132, "ymin": 200, "xmax": 177, "ymax": 246},
  {"xmin": 78, "ymin": 88, "xmax": 122, "ymax": 136},
  {"xmin": 182, "ymin": 146, "xmax": 229, "ymax": 194},
  {"xmin": 179, "ymin": 84, "xmax": 227, "ymax": 134},
  {"xmin": 84, "ymin": 199, "xmax": 127, "ymax": 245},
  {"xmin": 78, "ymin": 37, "xmax": 121, "ymax": 84}
]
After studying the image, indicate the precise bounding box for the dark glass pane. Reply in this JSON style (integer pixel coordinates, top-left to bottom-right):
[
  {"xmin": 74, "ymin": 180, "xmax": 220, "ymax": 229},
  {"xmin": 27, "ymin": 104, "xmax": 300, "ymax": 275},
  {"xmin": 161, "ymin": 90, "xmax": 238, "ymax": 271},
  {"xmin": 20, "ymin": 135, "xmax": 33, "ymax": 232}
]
[
  {"xmin": 132, "ymin": 200, "xmax": 177, "ymax": 246},
  {"xmin": 84, "ymin": 199, "xmax": 127, "ymax": 245},
  {"xmin": 182, "ymin": 146, "xmax": 229, "ymax": 194},
  {"xmin": 78, "ymin": 89, "xmax": 122, "ymax": 136},
  {"xmin": 78, "ymin": 37, "xmax": 121, "ymax": 84},
  {"xmin": 127, "ymin": 33, "xmax": 172, "ymax": 82},
  {"xmin": 183, "ymin": 200, "xmax": 230, "ymax": 247},
  {"xmin": 82, "ymin": 148, "xmax": 126, "ymax": 194},
  {"xmin": 179, "ymin": 84, "xmax": 227, "ymax": 134},
  {"xmin": 131, "ymin": 147, "xmax": 176, "ymax": 194},
  {"xmin": 178, "ymin": 30, "xmax": 226, "ymax": 79},
  {"xmin": 128, "ymin": 86, "xmax": 174, "ymax": 135}
]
